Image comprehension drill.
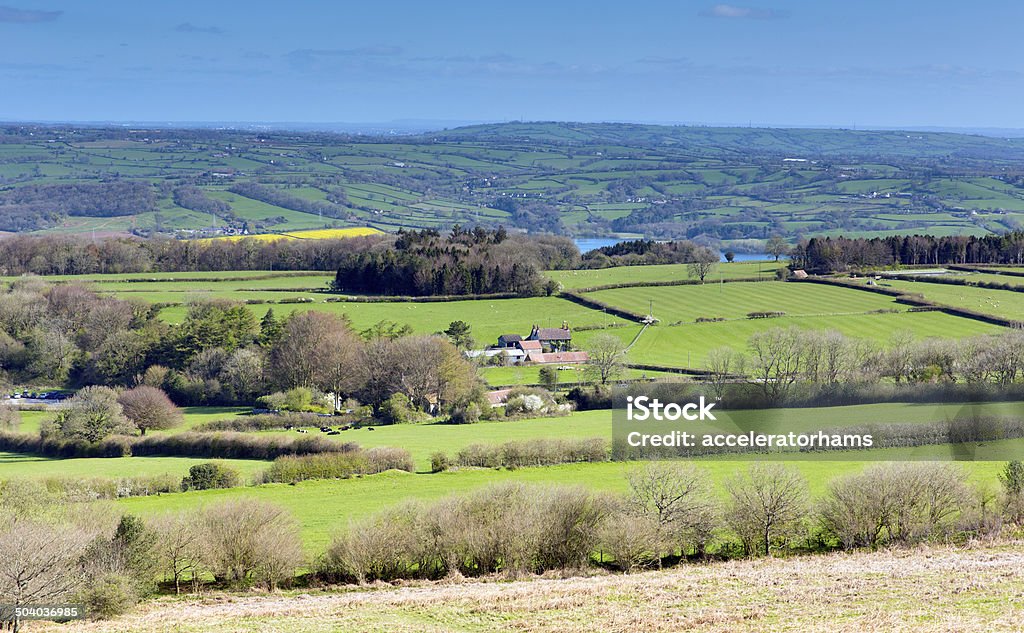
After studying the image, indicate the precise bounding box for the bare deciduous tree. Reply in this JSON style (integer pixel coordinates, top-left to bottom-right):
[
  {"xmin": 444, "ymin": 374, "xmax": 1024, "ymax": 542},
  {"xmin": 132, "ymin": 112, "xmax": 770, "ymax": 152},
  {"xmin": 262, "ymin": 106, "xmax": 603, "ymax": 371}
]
[
  {"xmin": 725, "ymin": 463, "xmax": 808, "ymax": 556},
  {"xmin": 0, "ymin": 518, "xmax": 93, "ymax": 628},
  {"xmin": 626, "ymin": 463, "xmax": 717, "ymax": 556},
  {"xmin": 153, "ymin": 512, "xmax": 204, "ymax": 595},
  {"xmin": 118, "ymin": 385, "xmax": 182, "ymax": 435},
  {"xmin": 747, "ymin": 327, "xmax": 804, "ymax": 405},
  {"xmin": 584, "ymin": 333, "xmax": 628, "ymax": 385}
]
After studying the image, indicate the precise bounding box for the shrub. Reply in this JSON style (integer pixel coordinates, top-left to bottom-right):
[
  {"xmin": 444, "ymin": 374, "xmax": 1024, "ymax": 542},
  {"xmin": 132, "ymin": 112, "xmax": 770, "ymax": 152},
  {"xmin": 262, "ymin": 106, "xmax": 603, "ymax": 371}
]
[
  {"xmin": 261, "ymin": 452, "xmax": 368, "ymax": 484},
  {"xmin": 626, "ymin": 463, "xmax": 717, "ymax": 556},
  {"xmin": 430, "ymin": 451, "xmax": 450, "ymax": 473},
  {"xmin": 819, "ymin": 462, "xmax": 972, "ymax": 549},
  {"xmin": 181, "ymin": 462, "xmax": 241, "ymax": 491},
  {"xmin": 200, "ymin": 500, "xmax": 303, "ymax": 590},
  {"xmin": 320, "ymin": 484, "xmax": 611, "ymax": 582},
  {"xmin": 448, "ymin": 401, "xmax": 481, "ymax": 424},
  {"xmin": 538, "ymin": 365, "xmax": 559, "ymax": 389},
  {"xmin": 503, "ymin": 387, "xmax": 558, "ymax": 418},
  {"xmin": 0, "ymin": 430, "xmax": 357, "ymax": 460},
  {"xmin": 1000, "ymin": 460, "xmax": 1024, "ymax": 524},
  {"xmin": 261, "ymin": 447, "xmax": 414, "ymax": 483},
  {"xmin": 454, "ymin": 438, "xmax": 607, "ymax": 469},
  {"xmin": 47, "ymin": 386, "xmax": 136, "ymax": 443},
  {"xmin": 0, "ymin": 403, "xmax": 19, "ymax": 431},
  {"xmin": 364, "ymin": 446, "xmax": 415, "ymax": 473},
  {"xmin": 196, "ymin": 412, "xmax": 332, "ymax": 432},
  {"xmin": 79, "ymin": 574, "xmax": 137, "ymax": 620},
  {"xmin": 596, "ymin": 508, "xmax": 662, "ymax": 572},
  {"xmin": 725, "ymin": 463, "xmax": 808, "ymax": 556},
  {"xmin": 378, "ymin": 392, "xmax": 418, "ymax": 424}
]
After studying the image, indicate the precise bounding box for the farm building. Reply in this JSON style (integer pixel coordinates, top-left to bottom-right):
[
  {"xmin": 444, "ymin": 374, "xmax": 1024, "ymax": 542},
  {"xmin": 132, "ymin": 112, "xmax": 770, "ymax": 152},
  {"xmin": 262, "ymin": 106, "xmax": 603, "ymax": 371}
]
[
  {"xmin": 526, "ymin": 323, "xmax": 572, "ymax": 351},
  {"xmin": 524, "ymin": 351, "xmax": 589, "ymax": 364},
  {"xmin": 480, "ymin": 323, "xmax": 581, "ymax": 365}
]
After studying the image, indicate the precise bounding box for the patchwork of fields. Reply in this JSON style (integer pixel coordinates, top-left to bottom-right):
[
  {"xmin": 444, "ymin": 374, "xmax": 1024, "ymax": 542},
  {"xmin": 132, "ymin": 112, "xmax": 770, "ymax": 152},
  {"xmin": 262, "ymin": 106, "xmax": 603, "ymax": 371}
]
[
  {"xmin": 0, "ymin": 259, "xmax": 1021, "ymax": 611},
  {"xmin": 8, "ymin": 123, "xmax": 1024, "ymax": 240}
]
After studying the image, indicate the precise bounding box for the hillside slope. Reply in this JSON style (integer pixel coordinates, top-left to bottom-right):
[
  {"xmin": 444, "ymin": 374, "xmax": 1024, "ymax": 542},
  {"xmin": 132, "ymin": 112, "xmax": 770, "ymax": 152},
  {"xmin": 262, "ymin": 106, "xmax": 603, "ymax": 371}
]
[{"xmin": 47, "ymin": 540, "xmax": 1024, "ymax": 632}]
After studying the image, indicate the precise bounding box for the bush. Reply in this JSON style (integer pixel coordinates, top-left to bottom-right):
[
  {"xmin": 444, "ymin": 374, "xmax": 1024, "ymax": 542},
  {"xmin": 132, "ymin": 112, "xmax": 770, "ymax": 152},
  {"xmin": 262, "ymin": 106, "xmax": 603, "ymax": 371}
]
[
  {"xmin": 1000, "ymin": 460, "xmax": 1024, "ymax": 524},
  {"xmin": 378, "ymin": 392, "xmax": 418, "ymax": 424},
  {"xmin": 181, "ymin": 462, "xmax": 241, "ymax": 491},
  {"xmin": 596, "ymin": 509, "xmax": 661, "ymax": 572},
  {"xmin": 201, "ymin": 500, "xmax": 304, "ymax": 590},
  {"xmin": 320, "ymin": 483, "xmax": 610, "ymax": 582},
  {"xmin": 454, "ymin": 438, "xmax": 607, "ymax": 469},
  {"xmin": 364, "ymin": 446, "xmax": 415, "ymax": 473},
  {"xmin": 819, "ymin": 462, "xmax": 972, "ymax": 549},
  {"xmin": 117, "ymin": 386, "xmax": 182, "ymax": 435},
  {"xmin": 47, "ymin": 386, "xmax": 136, "ymax": 443},
  {"xmin": 448, "ymin": 401, "xmax": 481, "ymax": 424},
  {"xmin": 503, "ymin": 387, "xmax": 559, "ymax": 418},
  {"xmin": 261, "ymin": 452, "xmax": 368, "ymax": 484},
  {"xmin": 538, "ymin": 365, "xmax": 558, "ymax": 388},
  {"xmin": 196, "ymin": 412, "xmax": 334, "ymax": 432},
  {"xmin": 260, "ymin": 447, "xmax": 413, "ymax": 484},
  {"xmin": 430, "ymin": 451, "xmax": 450, "ymax": 473},
  {"xmin": 79, "ymin": 574, "xmax": 137, "ymax": 620}
]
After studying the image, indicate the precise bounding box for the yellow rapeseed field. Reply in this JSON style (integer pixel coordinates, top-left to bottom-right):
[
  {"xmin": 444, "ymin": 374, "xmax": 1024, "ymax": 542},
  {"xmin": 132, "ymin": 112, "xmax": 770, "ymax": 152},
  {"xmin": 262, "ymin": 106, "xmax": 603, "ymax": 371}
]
[{"xmin": 198, "ymin": 227, "xmax": 382, "ymax": 243}]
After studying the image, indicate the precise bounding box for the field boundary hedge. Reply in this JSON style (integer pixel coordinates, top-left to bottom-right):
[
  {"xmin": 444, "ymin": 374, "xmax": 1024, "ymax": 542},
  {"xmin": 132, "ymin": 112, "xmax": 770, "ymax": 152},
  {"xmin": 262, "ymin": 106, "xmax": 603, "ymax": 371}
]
[
  {"xmin": 948, "ymin": 264, "xmax": 1024, "ymax": 277},
  {"xmin": 0, "ymin": 431, "xmax": 358, "ymax": 460},
  {"xmin": 568, "ymin": 276, "xmax": 770, "ymax": 294},
  {"xmin": 559, "ymin": 291, "xmax": 647, "ymax": 322}
]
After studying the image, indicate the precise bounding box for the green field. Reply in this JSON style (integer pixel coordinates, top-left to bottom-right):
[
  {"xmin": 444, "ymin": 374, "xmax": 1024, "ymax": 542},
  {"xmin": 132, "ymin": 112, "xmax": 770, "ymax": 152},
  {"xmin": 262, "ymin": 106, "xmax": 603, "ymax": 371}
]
[
  {"xmin": 0, "ymin": 453, "xmax": 269, "ymax": 482},
  {"xmin": 160, "ymin": 296, "xmax": 633, "ymax": 345},
  {"xmin": 877, "ymin": 278, "xmax": 1024, "ymax": 320},
  {"xmin": 626, "ymin": 310, "xmax": 1002, "ymax": 367},
  {"xmin": 547, "ymin": 260, "xmax": 784, "ymax": 289},
  {"xmin": 116, "ymin": 454, "xmax": 1008, "ymax": 553},
  {"xmin": 588, "ymin": 280, "xmax": 902, "ymax": 322}
]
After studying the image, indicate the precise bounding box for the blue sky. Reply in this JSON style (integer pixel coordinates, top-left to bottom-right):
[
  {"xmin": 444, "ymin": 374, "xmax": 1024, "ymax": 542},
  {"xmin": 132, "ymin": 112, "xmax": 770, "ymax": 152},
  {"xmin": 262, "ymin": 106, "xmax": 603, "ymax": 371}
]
[{"xmin": 0, "ymin": 0, "xmax": 1021, "ymax": 128}]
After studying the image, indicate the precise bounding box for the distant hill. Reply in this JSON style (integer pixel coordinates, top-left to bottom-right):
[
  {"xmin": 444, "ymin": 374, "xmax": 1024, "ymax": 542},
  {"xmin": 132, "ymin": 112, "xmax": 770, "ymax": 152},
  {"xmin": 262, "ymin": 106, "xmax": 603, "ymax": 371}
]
[
  {"xmin": 431, "ymin": 121, "xmax": 1024, "ymax": 160},
  {"xmin": 2, "ymin": 121, "xmax": 1024, "ymax": 242}
]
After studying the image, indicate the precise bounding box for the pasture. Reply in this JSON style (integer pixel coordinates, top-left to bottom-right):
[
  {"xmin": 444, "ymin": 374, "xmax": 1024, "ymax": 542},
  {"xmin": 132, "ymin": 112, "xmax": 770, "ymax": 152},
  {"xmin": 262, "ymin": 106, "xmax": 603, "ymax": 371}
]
[
  {"xmin": 877, "ymin": 278, "xmax": 1024, "ymax": 320},
  {"xmin": 116, "ymin": 453, "xmax": 1008, "ymax": 553},
  {"xmin": 547, "ymin": 260, "xmax": 784, "ymax": 289},
  {"xmin": 625, "ymin": 310, "xmax": 1003, "ymax": 367},
  {"xmin": 587, "ymin": 280, "xmax": 904, "ymax": 322}
]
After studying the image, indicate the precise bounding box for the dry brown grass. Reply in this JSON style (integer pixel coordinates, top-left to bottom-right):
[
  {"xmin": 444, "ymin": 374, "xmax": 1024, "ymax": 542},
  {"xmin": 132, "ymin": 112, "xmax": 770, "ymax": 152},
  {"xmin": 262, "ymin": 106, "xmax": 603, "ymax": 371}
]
[{"xmin": 34, "ymin": 539, "xmax": 1024, "ymax": 632}]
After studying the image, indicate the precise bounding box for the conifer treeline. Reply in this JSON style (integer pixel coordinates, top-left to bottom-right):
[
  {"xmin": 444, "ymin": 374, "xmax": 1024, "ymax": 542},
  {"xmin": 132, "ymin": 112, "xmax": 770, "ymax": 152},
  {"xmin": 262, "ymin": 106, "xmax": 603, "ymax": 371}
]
[
  {"xmin": 332, "ymin": 227, "xmax": 550, "ymax": 296},
  {"xmin": 792, "ymin": 233, "xmax": 1024, "ymax": 272}
]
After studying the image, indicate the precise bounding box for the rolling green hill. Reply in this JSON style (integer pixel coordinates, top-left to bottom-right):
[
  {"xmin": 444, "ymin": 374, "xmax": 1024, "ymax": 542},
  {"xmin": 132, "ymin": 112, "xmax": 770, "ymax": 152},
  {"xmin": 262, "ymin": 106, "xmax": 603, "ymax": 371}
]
[{"xmin": 3, "ymin": 122, "xmax": 1024, "ymax": 242}]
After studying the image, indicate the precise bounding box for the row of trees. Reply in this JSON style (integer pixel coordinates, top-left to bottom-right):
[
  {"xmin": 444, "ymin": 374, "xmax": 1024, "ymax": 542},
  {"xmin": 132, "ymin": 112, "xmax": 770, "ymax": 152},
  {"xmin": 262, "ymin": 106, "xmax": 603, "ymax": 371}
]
[
  {"xmin": 7, "ymin": 459, "xmax": 1019, "ymax": 622},
  {"xmin": 0, "ymin": 227, "xmax": 580, "ymax": 277},
  {"xmin": 705, "ymin": 327, "xmax": 1024, "ymax": 406},
  {"xmin": 581, "ymin": 238, "xmax": 719, "ymax": 269},
  {"xmin": 791, "ymin": 232, "xmax": 1024, "ymax": 272}
]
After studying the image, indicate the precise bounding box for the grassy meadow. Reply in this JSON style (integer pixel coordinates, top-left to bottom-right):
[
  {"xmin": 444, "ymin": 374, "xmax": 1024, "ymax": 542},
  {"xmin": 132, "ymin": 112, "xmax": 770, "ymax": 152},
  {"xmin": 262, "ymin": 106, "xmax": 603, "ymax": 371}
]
[{"xmin": 547, "ymin": 260, "xmax": 785, "ymax": 289}]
